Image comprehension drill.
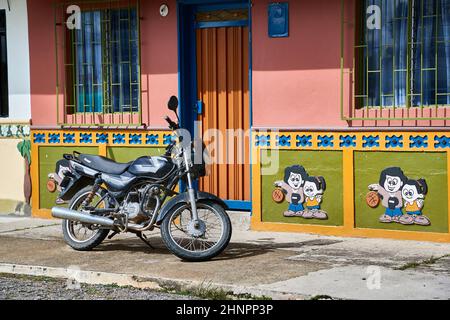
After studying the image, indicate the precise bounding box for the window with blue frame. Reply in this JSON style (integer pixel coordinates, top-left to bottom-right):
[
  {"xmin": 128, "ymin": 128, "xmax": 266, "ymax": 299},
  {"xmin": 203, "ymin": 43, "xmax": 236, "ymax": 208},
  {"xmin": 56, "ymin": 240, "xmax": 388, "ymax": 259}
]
[
  {"xmin": 66, "ymin": 7, "xmax": 139, "ymax": 115},
  {"xmin": 356, "ymin": 0, "xmax": 450, "ymax": 109}
]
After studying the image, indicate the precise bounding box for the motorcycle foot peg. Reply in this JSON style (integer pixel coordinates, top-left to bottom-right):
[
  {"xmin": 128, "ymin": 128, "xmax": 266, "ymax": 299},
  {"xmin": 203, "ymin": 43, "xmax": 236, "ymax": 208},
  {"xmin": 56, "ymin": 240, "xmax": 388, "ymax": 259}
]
[{"xmin": 55, "ymin": 198, "xmax": 66, "ymax": 205}]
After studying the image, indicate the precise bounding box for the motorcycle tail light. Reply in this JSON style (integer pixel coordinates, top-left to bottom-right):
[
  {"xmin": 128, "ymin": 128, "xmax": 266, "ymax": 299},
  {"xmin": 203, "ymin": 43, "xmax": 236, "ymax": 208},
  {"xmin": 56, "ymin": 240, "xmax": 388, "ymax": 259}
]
[{"xmin": 46, "ymin": 178, "xmax": 57, "ymax": 193}]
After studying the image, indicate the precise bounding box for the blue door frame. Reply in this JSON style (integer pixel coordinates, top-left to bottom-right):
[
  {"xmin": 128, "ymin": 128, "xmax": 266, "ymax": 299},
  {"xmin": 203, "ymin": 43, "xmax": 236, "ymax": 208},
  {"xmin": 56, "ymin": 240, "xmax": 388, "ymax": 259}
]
[{"xmin": 176, "ymin": 0, "xmax": 252, "ymax": 211}]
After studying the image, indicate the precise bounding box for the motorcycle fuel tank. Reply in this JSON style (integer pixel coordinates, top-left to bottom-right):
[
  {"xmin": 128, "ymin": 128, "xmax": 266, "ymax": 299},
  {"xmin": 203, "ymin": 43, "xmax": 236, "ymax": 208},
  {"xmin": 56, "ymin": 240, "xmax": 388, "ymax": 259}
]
[{"xmin": 128, "ymin": 156, "xmax": 175, "ymax": 180}]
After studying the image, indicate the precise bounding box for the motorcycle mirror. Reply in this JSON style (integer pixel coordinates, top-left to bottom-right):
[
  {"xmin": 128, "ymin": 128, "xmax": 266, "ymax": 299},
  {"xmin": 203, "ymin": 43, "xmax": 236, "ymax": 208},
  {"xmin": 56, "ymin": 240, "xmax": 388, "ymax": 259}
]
[{"xmin": 168, "ymin": 96, "xmax": 179, "ymax": 112}]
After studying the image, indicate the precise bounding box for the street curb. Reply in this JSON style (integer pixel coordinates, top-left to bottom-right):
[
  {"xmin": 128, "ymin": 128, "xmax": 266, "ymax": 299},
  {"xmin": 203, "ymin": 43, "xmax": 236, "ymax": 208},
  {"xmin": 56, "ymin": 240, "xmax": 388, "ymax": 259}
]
[{"xmin": 0, "ymin": 263, "xmax": 308, "ymax": 300}]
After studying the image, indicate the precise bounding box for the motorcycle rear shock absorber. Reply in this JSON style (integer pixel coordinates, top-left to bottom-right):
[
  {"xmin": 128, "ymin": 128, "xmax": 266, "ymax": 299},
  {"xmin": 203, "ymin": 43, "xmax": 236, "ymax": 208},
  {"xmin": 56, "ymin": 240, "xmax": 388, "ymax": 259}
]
[{"xmin": 82, "ymin": 176, "xmax": 103, "ymax": 209}]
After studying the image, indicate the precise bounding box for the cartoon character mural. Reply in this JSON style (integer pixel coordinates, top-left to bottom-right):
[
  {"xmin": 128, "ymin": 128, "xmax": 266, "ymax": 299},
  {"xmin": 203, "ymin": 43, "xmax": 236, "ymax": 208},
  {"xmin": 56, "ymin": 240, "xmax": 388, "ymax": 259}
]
[
  {"xmin": 274, "ymin": 166, "xmax": 328, "ymax": 220},
  {"xmin": 368, "ymin": 167, "xmax": 407, "ymax": 223},
  {"xmin": 274, "ymin": 165, "xmax": 308, "ymax": 217},
  {"xmin": 368, "ymin": 167, "xmax": 431, "ymax": 226},
  {"xmin": 400, "ymin": 179, "xmax": 430, "ymax": 226},
  {"xmin": 303, "ymin": 176, "xmax": 328, "ymax": 220}
]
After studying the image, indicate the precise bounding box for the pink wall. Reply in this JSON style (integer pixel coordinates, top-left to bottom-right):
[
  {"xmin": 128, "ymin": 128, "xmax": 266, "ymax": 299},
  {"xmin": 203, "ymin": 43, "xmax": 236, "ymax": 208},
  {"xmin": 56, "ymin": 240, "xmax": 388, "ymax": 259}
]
[
  {"xmin": 26, "ymin": 0, "xmax": 361, "ymax": 130},
  {"xmin": 252, "ymin": 0, "xmax": 347, "ymax": 128},
  {"xmin": 140, "ymin": 0, "xmax": 178, "ymax": 128},
  {"xmin": 28, "ymin": 0, "xmax": 179, "ymax": 128},
  {"xmin": 29, "ymin": 0, "xmax": 349, "ymax": 130},
  {"xmin": 28, "ymin": 0, "xmax": 57, "ymax": 127},
  {"xmin": 29, "ymin": 0, "xmax": 439, "ymax": 130}
]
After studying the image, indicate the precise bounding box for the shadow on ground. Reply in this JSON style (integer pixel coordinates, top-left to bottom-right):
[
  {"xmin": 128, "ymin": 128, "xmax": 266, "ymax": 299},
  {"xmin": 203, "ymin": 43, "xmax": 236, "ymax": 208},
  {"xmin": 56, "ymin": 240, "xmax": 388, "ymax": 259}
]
[{"xmin": 96, "ymin": 237, "xmax": 343, "ymax": 262}]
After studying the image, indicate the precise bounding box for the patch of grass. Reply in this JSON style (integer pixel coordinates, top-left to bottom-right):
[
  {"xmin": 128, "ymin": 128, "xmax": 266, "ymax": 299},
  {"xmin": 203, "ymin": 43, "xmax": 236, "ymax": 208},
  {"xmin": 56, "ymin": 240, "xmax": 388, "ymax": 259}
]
[
  {"xmin": 191, "ymin": 287, "xmax": 232, "ymax": 300},
  {"xmin": 233, "ymin": 293, "xmax": 272, "ymax": 301},
  {"xmin": 310, "ymin": 295, "xmax": 334, "ymax": 301},
  {"xmin": 396, "ymin": 262, "xmax": 421, "ymax": 271},
  {"xmin": 83, "ymin": 285, "xmax": 103, "ymax": 296},
  {"xmin": 0, "ymin": 273, "xmax": 59, "ymax": 283},
  {"xmin": 161, "ymin": 282, "xmax": 272, "ymax": 301},
  {"xmin": 102, "ymin": 283, "xmax": 123, "ymax": 290},
  {"xmin": 174, "ymin": 284, "xmax": 233, "ymax": 300},
  {"xmin": 395, "ymin": 254, "xmax": 450, "ymax": 271},
  {"xmin": 422, "ymin": 256, "xmax": 442, "ymax": 265}
]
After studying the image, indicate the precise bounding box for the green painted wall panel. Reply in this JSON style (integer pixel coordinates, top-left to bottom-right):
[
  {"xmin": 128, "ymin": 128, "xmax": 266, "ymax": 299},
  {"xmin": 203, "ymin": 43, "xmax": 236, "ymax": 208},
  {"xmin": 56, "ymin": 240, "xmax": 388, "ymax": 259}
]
[
  {"xmin": 107, "ymin": 147, "xmax": 165, "ymax": 163},
  {"xmin": 39, "ymin": 147, "xmax": 98, "ymax": 210},
  {"xmin": 261, "ymin": 150, "xmax": 344, "ymax": 226},
  {"xmin": 355, "ymin": 152, "xmax": 448, "ymax": 233},
  {"xmin": 39, "ymin": 146, "xmax": 165, "ymax": 210}
]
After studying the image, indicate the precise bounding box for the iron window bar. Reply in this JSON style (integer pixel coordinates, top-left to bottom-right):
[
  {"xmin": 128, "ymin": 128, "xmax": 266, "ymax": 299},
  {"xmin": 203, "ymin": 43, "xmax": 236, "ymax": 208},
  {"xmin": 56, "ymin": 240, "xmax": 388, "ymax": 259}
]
[
  {"xmin": 341, "ymin": 0, "xmax": 450, "ymax": 121},
  {"xmin": 55, "ymin": 0, "xmax": 141, "ymax": 126}
]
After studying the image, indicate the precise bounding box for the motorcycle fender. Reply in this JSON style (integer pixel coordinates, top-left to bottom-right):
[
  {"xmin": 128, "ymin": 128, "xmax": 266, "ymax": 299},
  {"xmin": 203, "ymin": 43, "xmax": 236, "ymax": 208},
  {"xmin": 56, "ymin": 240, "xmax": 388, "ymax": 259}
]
[
  {"xmin": 58, "ymin": 175, "xmax": 93, "ymax": 202},
  {"xmin": 156, "ymin": 192, "xmax": 228, "ymax": 225}
]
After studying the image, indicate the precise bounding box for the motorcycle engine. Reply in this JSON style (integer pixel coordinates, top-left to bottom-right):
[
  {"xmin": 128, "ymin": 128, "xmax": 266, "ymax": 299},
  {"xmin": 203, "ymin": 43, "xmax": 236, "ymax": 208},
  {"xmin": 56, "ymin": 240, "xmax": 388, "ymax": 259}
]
[{"xmin": 124, "ymin": 202, "xmax": 148, "ymax": 224}]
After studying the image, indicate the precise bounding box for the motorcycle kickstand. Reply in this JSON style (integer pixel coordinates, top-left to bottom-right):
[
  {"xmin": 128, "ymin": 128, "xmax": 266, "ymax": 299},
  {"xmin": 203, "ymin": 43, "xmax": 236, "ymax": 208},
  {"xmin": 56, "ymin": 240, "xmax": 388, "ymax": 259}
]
[
  {"xmin": 108, "ymin": 231, "xmax": 119, "ymax": 240},
  {"xmin": 137, "ymin": 232, "xmax": 154, "ymax": 249}
]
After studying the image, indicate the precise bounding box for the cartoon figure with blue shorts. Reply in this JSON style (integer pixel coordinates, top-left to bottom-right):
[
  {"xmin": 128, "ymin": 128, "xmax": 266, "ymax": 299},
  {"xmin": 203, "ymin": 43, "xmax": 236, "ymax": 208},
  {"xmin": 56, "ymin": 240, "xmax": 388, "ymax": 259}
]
[
  {"xmin": 369, "ymin": 167, "xmax": 407, "ymax": 223},
  {"xmin": 275, "ymin": 165, "xmax": 309, "ymax": 217}
]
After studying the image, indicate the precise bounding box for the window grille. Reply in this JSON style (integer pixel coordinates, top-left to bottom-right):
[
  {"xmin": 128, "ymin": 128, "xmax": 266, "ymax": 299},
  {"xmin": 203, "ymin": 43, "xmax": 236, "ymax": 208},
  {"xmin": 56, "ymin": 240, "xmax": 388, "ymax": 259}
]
[
  {"xmin": 55, "ymin": 0, "xmax": 141, "ymax": 126},
  {"xmin": 341, "ymin": 0, "xmax": 450, "ymax": 121}
]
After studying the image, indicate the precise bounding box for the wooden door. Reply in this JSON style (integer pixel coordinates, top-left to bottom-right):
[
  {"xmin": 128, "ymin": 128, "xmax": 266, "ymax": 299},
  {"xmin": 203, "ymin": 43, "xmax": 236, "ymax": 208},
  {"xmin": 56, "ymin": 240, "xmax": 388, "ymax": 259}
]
[{"xmin": 196, "ymin": 26, "xmax": 250, "ymax": 203}]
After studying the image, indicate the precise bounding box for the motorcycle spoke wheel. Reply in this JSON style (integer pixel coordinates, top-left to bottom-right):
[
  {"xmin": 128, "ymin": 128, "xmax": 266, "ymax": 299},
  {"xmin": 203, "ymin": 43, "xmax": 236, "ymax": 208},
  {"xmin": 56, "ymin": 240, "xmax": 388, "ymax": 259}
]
[
  {"xmin": 168, "ymin": 204, "xmax": 224, "ymax": 253},
  {"xmin": 66, "ymin": 221, "xmax": 98, "ymax": 243},
  {"xmin": 63, "ymin": 191, "xmax": 109, "ymax": 246}
]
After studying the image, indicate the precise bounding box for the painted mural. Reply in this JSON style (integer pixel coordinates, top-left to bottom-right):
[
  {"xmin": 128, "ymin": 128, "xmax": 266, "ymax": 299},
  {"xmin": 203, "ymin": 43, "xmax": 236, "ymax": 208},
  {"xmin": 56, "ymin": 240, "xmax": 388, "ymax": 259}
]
[
  {"xmin": 0, "ymin": 124, "xmax": 30, "ymax": 139},
  {"xmin": 368, "ymin": 167, "xmax": 431, "ymax": 226},
  {"xmin": 274, "ymin": 165, "xmax": 328, "ymax": 220}
]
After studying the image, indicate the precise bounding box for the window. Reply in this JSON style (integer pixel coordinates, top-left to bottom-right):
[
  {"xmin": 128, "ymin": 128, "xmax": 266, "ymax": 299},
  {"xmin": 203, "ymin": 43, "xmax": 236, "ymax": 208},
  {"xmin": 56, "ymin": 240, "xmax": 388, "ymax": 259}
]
[
  {"xmin": 0, "ymin": 9, "xmax": 8, "ymax": 118},
  {"xmin": 355, "ymin": 0, "xmax": 450, "ymax": 109},
  {"xmin": 62, "ymin": 4, "xmax": 140, "ymax": 123}
]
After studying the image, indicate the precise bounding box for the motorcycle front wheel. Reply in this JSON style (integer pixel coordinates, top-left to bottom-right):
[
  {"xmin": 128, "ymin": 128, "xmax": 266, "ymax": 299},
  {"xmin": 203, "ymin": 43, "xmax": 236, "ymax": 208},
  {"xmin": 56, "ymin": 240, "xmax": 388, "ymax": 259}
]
[{"xmin": 160, "ymin": 200, "xmax": 232, "ymax": 262}]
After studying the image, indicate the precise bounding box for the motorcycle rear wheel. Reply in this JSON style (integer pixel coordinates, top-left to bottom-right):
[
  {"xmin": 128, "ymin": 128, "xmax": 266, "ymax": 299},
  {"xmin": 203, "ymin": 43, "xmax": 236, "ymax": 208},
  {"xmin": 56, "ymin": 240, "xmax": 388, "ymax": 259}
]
[
  {"xmin": 160, "ymin": 200, "xmax": 232, "ymax": 262},
  {"xmin": 62, "ymin": 187, "xmax": 110, "ymax": 251}
]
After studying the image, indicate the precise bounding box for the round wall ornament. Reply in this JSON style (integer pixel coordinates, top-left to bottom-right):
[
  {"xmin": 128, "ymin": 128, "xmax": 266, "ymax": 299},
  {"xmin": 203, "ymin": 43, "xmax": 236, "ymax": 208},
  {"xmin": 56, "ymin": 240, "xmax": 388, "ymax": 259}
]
[{"xmin": 160, "ymin": 4, "xmax": 169, "ymax": 17}]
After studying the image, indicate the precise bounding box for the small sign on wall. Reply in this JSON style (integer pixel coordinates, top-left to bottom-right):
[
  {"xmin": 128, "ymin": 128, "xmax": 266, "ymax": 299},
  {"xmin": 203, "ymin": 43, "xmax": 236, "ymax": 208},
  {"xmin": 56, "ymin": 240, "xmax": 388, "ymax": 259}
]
[{"xmin": 268, "ymin": 2, "xmax": 289, "ymax": 38}]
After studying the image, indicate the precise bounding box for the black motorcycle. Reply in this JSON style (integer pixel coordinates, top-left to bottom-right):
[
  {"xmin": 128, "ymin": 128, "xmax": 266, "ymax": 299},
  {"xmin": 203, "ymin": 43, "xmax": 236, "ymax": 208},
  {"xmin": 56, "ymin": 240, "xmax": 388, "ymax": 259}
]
[{"xmin": 50, "ymin": 96, "xmax": 232, "ymax": 262}]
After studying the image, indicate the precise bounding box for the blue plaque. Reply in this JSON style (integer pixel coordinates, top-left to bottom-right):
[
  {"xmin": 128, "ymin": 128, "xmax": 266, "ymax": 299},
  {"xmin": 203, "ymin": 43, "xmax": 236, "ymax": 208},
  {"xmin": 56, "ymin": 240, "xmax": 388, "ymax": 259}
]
[{"xmin": 268, "ymin": 3, "xmax": 289, "ymax": 38}]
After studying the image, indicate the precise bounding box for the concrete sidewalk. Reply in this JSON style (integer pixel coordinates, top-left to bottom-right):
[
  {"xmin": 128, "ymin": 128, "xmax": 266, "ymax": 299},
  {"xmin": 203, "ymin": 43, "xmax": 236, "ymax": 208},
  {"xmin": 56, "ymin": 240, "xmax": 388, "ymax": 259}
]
[{"xmin": 0, "ymin": 214, "xmax": 449, "ymax": 300}]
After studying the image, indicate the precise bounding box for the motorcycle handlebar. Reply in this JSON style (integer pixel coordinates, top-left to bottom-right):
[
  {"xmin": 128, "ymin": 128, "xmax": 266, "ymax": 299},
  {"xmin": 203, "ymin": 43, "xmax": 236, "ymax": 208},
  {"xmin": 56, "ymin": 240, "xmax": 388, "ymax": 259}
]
[{"xmin": 164, "ymin": 116, "xmax": 179, "ymax": 130}]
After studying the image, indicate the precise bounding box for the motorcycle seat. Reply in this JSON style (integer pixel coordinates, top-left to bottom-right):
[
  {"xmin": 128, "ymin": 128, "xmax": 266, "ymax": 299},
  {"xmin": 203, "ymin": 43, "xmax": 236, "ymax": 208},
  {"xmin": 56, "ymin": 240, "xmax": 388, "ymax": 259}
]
[{"xmin": 79, "ymin": 154, "xmax": 132, "ymax": 175}]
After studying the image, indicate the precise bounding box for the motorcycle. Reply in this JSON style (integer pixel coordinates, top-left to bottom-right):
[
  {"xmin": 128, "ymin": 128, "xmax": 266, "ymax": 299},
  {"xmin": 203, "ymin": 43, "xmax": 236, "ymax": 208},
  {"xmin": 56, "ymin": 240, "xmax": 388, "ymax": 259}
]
[{"xmin": 49, "ymin": 96, "xmax": 232, "ymax": 262}]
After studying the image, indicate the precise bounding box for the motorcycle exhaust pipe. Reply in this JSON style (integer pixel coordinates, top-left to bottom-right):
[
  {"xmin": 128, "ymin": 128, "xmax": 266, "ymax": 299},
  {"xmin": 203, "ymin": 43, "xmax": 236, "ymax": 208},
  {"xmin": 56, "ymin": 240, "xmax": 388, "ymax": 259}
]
[{"xmin": 52, "ymin": 207, "xmax": 115, "ymax": 228}]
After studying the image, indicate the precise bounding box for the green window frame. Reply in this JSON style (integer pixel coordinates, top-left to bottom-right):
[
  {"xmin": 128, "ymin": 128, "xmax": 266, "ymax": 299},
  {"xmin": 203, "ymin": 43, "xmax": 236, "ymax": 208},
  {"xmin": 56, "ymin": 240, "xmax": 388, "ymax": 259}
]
[{"xmin": 55, "ymin": 1, "xmax": 142, "ymax": 126}]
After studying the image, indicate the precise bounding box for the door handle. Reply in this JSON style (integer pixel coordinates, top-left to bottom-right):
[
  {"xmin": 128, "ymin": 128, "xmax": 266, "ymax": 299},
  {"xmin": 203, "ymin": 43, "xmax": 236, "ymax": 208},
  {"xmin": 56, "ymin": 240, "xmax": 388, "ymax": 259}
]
[{"xmin": 195, "ymin": 100, "xmax": 203, "ymax": 116}]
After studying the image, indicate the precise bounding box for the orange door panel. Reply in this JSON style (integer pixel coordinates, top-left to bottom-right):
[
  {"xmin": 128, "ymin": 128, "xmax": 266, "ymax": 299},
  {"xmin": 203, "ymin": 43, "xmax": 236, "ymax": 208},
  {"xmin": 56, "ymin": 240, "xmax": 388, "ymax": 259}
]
[{"xmin": 196, "ymin": 26, "xmax": 250, "ymax": 202}]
